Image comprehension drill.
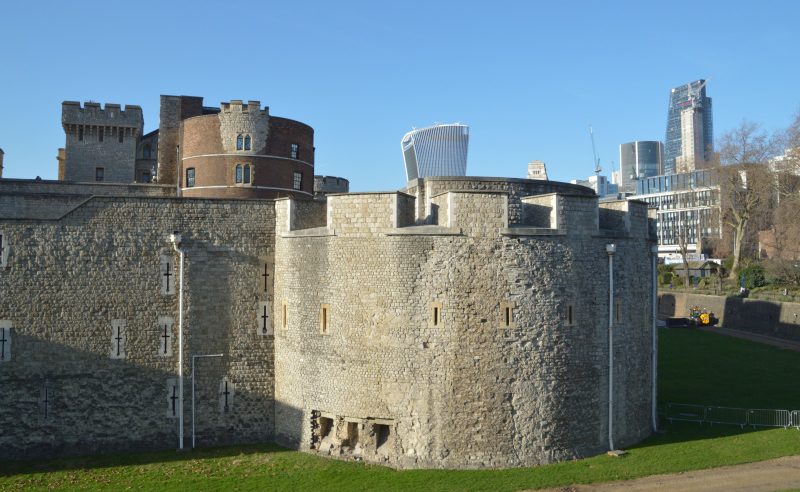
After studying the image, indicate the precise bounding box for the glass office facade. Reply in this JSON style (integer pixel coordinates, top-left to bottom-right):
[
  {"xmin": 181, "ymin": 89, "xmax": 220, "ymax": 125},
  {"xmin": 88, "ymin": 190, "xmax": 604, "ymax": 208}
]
[
  {"xmin": 664, "ymin": 80, "xmax": 713, "ymax": 175},
  {"xmin": 619, "ymin": 140, "xmax": 663, "ymax": 192}
]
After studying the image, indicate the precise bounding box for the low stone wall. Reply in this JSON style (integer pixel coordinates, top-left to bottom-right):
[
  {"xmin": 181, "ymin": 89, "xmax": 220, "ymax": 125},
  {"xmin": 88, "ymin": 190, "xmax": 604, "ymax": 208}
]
[{"xmin": 658, "ymin": 292, "xmax": 800, "ymax": 341}]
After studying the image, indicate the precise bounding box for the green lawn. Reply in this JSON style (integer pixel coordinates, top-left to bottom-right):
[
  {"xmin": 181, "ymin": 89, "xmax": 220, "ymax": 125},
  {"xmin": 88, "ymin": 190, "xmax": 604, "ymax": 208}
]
[{"xmin": 2, "ymin": 329, "xmax": 800, "ymax": 491}]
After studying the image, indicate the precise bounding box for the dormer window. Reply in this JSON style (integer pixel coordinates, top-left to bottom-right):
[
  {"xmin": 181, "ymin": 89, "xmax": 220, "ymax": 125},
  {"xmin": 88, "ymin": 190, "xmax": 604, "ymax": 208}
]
[
  {"xmin": 244, "ymin": 135, "xmax": 251, "ymax": 151},
  {"xmin": 236, "ymin": 134, "xmax": 244, "ymax": 151}
]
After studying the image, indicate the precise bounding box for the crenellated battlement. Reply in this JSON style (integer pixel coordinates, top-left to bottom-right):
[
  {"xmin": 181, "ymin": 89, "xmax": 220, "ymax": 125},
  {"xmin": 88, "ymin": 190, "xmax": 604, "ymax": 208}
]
[
  {"xmin": 61, "ymin": 101, "xmax": 144, "ymax": 130},
  {"xmin": 220, "ymin": 99, "xmax": 269, "ymax": 116},
  {"xmin": 278, "ymin": 177, "xmax": 656, "ymax": 241}
]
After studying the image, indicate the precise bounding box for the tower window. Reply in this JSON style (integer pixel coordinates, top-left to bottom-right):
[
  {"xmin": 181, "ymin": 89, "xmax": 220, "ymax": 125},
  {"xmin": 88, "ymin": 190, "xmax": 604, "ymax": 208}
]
[
  {"xmin": 320, "ymin": 304, "xmax": 330, "ymax": 334},
  {"xmin": 186, "ymin": 168, "xmax": 195, "ymax": 187},
  {"xmin": 243, "ymin": 164, "xmax": 251, "ymax": 184},
  {"xmin": 566, "ymin": 304, "xmax": 575, "ymax": 326},
  {"xmin": 244, "ymin": 135, "xmax": 251, "ymax": 151},
  {"xmin": 291, "ymin": 143, "xmax": 299, "ymax": 159},
  {"xmin": 118, "ymin": 128, "xmax": 124, "ymax": 143},
  {"xmin": 499, "ymin": 301, "xmax": 516, "ymax": 328},
  {"xmin": 98, "ymin": 127, "xmax": 104, "ymax": 142},
  {"xmin": 143, "ymin": 144, "xmax": 151, "ymax": 159},
  {"xmin": 236, "ymin": 134, "xmax": 243, "ymax": 151},
  {"xmin": 293, "ymin": 172, "xmax": 303, "ymax": 190},
  {"xmin": 95, "ymin": 167, "xmax": 104, "ymax": 182},
  {"xmin": 235, "ymin": 164, "xmax": 243, "ymax": 184},
  {"xmin": 282, "ymin": 301, "xmax": 288, "ymax": 330},
  {"xmin": 78, "ymin": 127, "xmax": 84, "ymax": 141},
  {"xmin": 429, "ymin": 302, "xmax": 443, "ymax": 327}
]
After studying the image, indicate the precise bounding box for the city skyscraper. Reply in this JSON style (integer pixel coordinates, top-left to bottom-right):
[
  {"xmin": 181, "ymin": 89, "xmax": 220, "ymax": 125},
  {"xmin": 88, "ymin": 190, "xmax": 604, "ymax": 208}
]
[
  {"xmin": 618, "ymin": 140, "xmax": 663, "ymax": 192},
  {"xmin": 401, "ymin": 123, "xmax": 469, "ymax": 181},
  {"xmin": 664, "ymin": 80, "xmax": 713, "ymax": 175}
]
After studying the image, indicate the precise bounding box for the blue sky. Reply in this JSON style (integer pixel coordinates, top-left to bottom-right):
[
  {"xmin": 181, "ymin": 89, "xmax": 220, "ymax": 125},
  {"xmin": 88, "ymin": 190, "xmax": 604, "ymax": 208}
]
[{"xmin": 1, "ymin": 0, "xmax": 798, "ymax": 190}]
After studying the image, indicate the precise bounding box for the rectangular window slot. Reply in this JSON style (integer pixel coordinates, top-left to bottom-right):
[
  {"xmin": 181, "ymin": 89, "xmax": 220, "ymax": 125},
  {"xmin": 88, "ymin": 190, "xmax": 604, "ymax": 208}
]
[
  {"xmin": 98, "ymin": 127, "xmax": 104, "ymax": 142},
  {"xmin": 567, "ymin": 304, "xmax": 574, "ymax": 326},
  {"xmin": 429, "ymin": 302, "xmax": 443, "ymax": 327},
  {"xmin": 282, "ymin": 302, "xmax": 288, "ymax": 330},
  {"xmin": 320, "ymin": 304, "xmax": 330, "ymax": 334},
  {"xmin": 95, "ymin": 167, "xmax": 104, "ymax": 182},
  {"xmin": 499, "ymin": 301, "xmax": 516, "ymax": 328},
  {"xmin": 118, "ymin": 128, "xmax": 124, "ymax": 143},
  {"xmin": 615, "ymin": 300, "xmax": 621, "ymax": 323}
]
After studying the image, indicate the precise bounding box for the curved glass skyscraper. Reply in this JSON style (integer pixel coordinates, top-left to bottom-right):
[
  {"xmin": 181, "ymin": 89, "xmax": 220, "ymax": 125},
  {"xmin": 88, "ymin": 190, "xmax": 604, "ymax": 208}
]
[
  {"xmin": 401, "ymin": 123, "xmax": 469, "ymax": 181},
  {"xmin": 619, "ymin": 140, "xmax": 663, "ymax": 192}
]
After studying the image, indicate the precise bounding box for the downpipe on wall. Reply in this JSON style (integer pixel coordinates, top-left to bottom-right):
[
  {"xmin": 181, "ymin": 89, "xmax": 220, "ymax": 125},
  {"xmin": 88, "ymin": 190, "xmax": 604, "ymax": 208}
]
[
  {"xmin": 170, "ymin": 232, "xmax": 185, "ymax": 450},
  {"xmin": 606, "ymin": 243, "xmax": 616, "ymax": 452},
  {"xmin": 651, "ymin": 245, "xmax": 659, "ymax": 432}
]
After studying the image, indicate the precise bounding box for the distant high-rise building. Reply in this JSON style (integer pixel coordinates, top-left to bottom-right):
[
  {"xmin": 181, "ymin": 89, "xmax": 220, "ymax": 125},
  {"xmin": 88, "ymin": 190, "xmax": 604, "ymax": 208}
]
[
  {"xmin": 527, "ymin": 160, "xmax": 548, "ymax": 180},
  {"xmin": 401, "ymin": 123, "xmax": 469, "ymax": 181},
  {"xmin": 619, "ymin": 141, "xmax": 663, "ymax": 192},
  {"xmin": 664, "ymin": 80, "xmax": 713, "ymax": 175},
  {"xmin": 570, "ymin": 174, "xmax": 618, "ymax": 198}
]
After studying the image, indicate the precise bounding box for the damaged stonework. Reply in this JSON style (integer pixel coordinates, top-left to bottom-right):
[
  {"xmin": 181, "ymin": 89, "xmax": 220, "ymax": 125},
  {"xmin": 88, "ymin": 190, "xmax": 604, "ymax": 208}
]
[{"xmin": 311, "ymin": 411, "xmax": 396, "ymax": 464}]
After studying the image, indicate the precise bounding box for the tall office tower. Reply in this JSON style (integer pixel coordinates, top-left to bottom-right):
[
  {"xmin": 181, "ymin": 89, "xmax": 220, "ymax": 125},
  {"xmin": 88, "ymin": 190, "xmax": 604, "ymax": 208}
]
[
  {"xmin": 401, "ymin": 123, "xmax": 469, "ymax": 181},
  {"xmin": 664, "ymin": 80, "xmax": 713, "ymax": 175},
  {"xmin": 619, "ymin": 141, "xmax": 663, "ymax": 192}
]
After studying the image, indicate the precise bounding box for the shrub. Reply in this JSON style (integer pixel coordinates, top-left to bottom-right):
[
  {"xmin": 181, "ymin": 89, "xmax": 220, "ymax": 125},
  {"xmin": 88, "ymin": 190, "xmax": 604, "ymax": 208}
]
[
  {"xmin": 739, "ymin": 264, "xmax": 767, "ymax": 289},
  {"xmin": 659, "ymin": 272, "xmax": 673, "ymax": 286}
]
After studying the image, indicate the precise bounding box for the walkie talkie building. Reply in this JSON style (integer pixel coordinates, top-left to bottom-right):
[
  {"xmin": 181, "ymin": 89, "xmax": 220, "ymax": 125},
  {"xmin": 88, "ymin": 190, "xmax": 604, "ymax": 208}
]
[{"xmin": 401, "ymin": 123, "xmax": 469, "ymax": 181}]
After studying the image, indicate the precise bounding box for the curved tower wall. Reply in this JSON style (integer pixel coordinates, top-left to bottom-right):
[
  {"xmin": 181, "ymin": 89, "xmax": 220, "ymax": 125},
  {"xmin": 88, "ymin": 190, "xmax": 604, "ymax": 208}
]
[
  {"xmin": 273, "ymin": 177, "xmax": 656, "ymax": 469},
  {"xmin": 179, "ymin": 100, "xmax": 314, "ymax": 199}
]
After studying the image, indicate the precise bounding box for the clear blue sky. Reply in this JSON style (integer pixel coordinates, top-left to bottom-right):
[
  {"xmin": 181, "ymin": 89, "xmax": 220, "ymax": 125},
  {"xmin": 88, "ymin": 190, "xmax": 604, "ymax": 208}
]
[{"xmin": 1, "ymin": 0, "xmax": 798, "ymax": 190}]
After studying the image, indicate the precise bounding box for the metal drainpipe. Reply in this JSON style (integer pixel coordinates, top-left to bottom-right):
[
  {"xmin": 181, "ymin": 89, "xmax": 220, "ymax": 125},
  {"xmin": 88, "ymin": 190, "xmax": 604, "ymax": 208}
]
[
  {"xmin": 170, "ymin": 232, "xmax": 185, "ymax": 450},
  {"xmin": 606, "ymin": 243, "xmax": 616, "ymax": 451},
  {"xmin": 651, "ymin": 245, "xmax": 659, "ymax": 431}
]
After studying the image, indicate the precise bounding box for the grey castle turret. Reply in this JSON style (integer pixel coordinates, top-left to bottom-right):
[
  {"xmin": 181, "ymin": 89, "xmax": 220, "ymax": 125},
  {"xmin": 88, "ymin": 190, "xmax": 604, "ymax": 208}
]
[{"xmin": 60, "ymin": 101, "xmax": 143, "ymax": 183}]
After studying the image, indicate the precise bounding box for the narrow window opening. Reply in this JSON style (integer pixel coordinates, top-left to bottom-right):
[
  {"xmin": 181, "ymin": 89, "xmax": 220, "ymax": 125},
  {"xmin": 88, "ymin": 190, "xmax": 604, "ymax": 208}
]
[
  {"xmin": 78, "ymin": 127, "xmax": 84, "ymax": 141},
  {"xmin": 291, "ymin": 143, "xmax": 299, "ymax": 159},
  {"xmin": 282, "ymin": 302, "xmax": 288, "ymax": 329},
  {"xmin": 567, "ymin": 304, "xmax": 574, "ymax": 326},
  {"xmin": 95, "ymin": 167, "xmax": 104, "ymax": 182},
  {"xmin": 235, "ymin": 164, "xmax": 243, "ymax": 184},
  {"xmin": 118, "ymin": 128, "xmax": 124, "ymax": 143},
  {"xmin": 236, "ymin": 134, "xmax": 243, "ymax": 150},
  {"xmin": 320, "ymin": 304, "xmax": 330, "ymax": 334},
  {"xmin": 186, "ymin": 168, "xmax": 195, "ymax": 187},
  {"xmin": 615, "ymin": 300, "xmax": 621, "ymax": 323},
  {"xmin": 504, "ymin": 306, "xmax": 511, "ymax": 327},
  {"xmin": 244, "ymin": 135, "xmax": 251, "ymax": 150},
  {"xmin": 499, "ymin": 301, "xmax": 515, "ymax": 328},
  {"xmin": 293, "ymin": 171, "xmax": 303, "ymax": 190},
  {"xmin": 98, "ymin": 127, "xmax": 104, "ymax": 142},
  {"xmin": 243, "ymin": 164, "xmax": 251, "ymax": 184},
  {"xmin": 433, "ymin": 306, "xmax": 440, "ymax": 326}
]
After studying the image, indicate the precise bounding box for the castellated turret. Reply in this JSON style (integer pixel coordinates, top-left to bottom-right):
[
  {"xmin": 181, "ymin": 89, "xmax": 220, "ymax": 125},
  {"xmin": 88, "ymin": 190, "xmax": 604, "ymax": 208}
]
[{"xmin": 61, "ymin": 101, "xmax": 143, "ymax": 183}]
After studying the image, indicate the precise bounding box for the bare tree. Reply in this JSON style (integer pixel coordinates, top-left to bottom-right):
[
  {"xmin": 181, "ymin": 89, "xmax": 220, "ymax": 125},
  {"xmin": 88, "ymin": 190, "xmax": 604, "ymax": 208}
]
[{"xmin": 714, "ymin": 120, "xmax": 778, "ymax": 278}]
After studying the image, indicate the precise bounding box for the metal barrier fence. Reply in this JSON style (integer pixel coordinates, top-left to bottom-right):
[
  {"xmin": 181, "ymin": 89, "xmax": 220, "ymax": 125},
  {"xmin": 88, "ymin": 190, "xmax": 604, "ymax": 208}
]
[{"xmin": 666, "ymin": 403, "xmax": 799, "ymax": 429}]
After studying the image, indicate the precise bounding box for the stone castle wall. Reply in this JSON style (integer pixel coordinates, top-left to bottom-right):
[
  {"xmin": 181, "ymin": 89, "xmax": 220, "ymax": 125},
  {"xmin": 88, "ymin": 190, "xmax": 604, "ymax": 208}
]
[
  {"xmin": 273, "ymin": 179, "xmax": 655, "ymax": 469},
  {"xmin": 0, "ymin": 196, "xmax": 276, "ymax": 459}
]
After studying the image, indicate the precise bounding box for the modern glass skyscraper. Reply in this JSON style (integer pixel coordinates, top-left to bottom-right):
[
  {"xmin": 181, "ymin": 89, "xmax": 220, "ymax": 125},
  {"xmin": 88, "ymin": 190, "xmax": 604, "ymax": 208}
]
[
  {"xmin": 401, "ymin": 123, "xmax": 469, "ymax": 181},
  {"xmin": 618, "ymin": 140, "xmax": 663, "ymax": 192},
  {"xmin": 664, "ymin": 80, "xmax": 713, "ymax": 175}
]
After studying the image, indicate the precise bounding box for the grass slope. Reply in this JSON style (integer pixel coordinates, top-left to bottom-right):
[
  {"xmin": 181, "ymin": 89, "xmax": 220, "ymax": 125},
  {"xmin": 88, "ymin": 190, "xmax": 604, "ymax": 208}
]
[{"xmin": 2, "ymin": 329, "xmax": 800, "ymax": 491}]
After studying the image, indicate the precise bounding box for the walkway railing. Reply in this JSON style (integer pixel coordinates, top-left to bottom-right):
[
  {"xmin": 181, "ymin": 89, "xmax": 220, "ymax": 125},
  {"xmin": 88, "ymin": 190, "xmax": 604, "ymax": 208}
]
[{"xmin": 666, "ymin": 402, "xmax": 799, "ymax": 429}]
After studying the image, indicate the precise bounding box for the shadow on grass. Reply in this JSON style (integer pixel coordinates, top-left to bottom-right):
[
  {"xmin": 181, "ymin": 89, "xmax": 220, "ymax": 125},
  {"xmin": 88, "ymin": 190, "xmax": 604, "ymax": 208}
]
[
  {"xmin": 0, "ymin": 442, "xmax": 295, "ymax": 478},
  {"xmin": 633, "ymin": 420, "xmax": 788, "ymax": 451}
]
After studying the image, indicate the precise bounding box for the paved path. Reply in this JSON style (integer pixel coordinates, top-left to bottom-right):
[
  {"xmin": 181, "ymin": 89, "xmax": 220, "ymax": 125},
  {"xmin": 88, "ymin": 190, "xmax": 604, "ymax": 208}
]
[
  {"xmin": 539, "ymin": 455, "xmax": 800, "ymax": 491},
  {"xmin": 697, "ymin": 326, "xmax": 800, "ymax": 352}
]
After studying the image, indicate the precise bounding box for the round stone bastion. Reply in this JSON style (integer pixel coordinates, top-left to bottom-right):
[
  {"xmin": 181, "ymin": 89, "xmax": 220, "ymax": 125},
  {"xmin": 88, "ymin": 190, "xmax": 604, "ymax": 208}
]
[{"xmin": 272, "ymin": 176, "xmax": 656, "ymax": 469}]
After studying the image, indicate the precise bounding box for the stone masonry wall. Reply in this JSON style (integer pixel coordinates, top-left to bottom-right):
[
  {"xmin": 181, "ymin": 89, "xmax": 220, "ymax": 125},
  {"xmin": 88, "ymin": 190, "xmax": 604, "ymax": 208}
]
[
  {"xmin": 273, "ymin": 187, "xmax": 654, "ymax": 469},
  {"xmin": 0, "ymin": 196, "xmax": 276, "ymax": 459}
]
